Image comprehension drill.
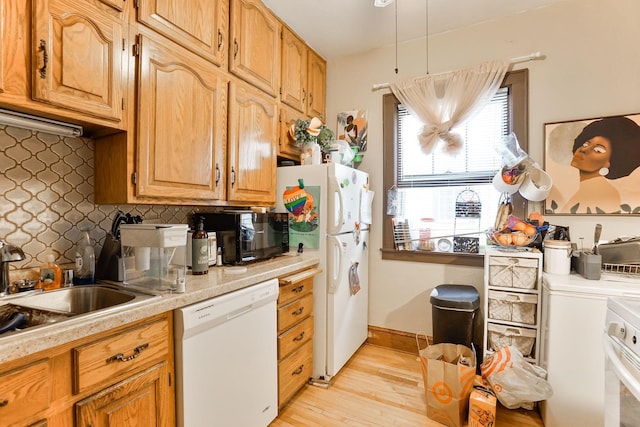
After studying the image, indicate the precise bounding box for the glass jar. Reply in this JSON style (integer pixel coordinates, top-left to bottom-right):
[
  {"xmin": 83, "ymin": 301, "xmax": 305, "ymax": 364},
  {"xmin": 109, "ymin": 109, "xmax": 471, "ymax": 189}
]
[{"xmin": 419, "ymin": 218, "xmax": 435, "ymax": 251}]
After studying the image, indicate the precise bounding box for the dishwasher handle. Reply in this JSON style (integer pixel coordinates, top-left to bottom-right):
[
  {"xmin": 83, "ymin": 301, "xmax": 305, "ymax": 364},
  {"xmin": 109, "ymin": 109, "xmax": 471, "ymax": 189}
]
[{"xmin": 226, "ymin": 304, "xmax": 253, "ymax": 321}]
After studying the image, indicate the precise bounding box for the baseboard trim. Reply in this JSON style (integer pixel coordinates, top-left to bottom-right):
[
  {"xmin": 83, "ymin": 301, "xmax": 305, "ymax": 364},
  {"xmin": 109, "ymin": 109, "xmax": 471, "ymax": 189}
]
[{"xmin": 367, "ymin": 326, "xmax": 431, "ymax": 355}]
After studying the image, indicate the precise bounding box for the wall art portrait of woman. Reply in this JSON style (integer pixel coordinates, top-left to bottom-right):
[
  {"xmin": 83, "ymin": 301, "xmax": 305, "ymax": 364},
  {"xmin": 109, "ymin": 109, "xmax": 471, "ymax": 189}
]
[{"xmin": 544, "ymin": 114, "xmax": 640, "ymax": 215}]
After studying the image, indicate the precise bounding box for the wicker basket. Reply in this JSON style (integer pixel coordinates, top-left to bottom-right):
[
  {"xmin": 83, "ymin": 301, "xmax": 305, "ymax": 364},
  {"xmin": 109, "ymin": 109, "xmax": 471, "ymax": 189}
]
[
  {"xmin": 487, "ymin": 323, "xmax": 536, "ymax": 357},
  {"xmin": 488, "ymin": 257, "xmax": 538, "ymax": 289},
  {"xmin": 488, "ymin": 290, "xmax": 537, "ymax": 325}
]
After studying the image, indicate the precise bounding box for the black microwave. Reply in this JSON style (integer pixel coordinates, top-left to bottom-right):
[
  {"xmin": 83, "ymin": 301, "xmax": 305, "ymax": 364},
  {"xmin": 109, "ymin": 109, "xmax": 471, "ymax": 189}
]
[{"xmin": 194, "ymin": 211, "xmax": 289, "ymax": 265}]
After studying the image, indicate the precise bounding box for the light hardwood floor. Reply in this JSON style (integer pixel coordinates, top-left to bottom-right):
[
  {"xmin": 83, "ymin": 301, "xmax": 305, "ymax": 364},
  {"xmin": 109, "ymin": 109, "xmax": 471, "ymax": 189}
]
[{"xmin": 271, "ymin": 344, "xmax": 544, "ymax": 427}]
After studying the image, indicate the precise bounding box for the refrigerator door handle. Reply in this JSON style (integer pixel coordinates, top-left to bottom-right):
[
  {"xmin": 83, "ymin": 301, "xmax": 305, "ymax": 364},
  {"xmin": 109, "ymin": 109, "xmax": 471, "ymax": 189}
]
[
  {"xmin": 327, "ymin": 174, "xmax": 343, "ymax": 235},
  {"xmin": 327, "ymin": 236, "xmax": 343, "ymax": 294}
]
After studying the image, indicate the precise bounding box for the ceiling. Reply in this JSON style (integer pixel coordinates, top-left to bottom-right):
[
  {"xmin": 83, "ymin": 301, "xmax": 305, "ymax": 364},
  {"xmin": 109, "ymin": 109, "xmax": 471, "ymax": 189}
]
[{"xmin": 261, "ymin": 0, "xmax": 564, "ymax": 60}]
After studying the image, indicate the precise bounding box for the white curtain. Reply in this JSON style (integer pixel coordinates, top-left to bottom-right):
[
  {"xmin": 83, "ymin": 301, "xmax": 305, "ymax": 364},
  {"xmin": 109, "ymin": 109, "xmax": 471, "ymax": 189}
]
[{"xmin": 390, "ymin": 59, "xmax": 510, "ymax": 156}]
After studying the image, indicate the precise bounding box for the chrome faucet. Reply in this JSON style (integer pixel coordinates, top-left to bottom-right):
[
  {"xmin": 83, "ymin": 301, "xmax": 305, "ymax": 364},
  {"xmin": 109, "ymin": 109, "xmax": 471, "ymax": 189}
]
[{"xmin": 0, "ymin": 240, "xmax": 26, "ymax": 297}]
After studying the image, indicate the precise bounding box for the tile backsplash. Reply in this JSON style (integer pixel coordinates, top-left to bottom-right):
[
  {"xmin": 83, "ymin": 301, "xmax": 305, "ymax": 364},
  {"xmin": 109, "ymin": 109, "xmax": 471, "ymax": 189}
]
[{"xmin": 0, "ymin": 125, "xmax": 196, "ymax": 273}]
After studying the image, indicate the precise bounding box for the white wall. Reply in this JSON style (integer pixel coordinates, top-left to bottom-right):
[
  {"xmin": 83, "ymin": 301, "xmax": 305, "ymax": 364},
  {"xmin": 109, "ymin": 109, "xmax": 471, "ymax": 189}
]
[{"xmin": 325, "ymin": 0, "xmax": 640, "ymax": 335}]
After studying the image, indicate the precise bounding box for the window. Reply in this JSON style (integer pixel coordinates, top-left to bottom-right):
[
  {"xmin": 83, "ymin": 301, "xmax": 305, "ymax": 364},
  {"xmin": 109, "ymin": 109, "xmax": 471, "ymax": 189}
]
[{"xmin": 382, "ymin": 70, "xmax": 529, "ymax": 265}]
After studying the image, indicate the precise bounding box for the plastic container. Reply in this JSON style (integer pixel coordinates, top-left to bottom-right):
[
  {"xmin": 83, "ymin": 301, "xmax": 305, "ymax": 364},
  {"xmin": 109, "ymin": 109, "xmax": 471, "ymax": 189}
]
[
  {"xmin": 74, "ymin": 228, "xmax": 95, "ymax": 285},
  {"xmin": 543, "ymin": 240, "xmax": 572, "ymax": 275},
  {"xmin": 120, "ymin": 224, "xmax": 188, "ymax": 292}
]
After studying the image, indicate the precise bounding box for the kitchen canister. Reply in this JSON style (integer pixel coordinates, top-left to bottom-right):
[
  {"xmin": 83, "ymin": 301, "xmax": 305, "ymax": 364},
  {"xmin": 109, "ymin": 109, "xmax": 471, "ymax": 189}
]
[{"xmin": 543, "ymin": 239, "xmax": 572, "ymax": 274}]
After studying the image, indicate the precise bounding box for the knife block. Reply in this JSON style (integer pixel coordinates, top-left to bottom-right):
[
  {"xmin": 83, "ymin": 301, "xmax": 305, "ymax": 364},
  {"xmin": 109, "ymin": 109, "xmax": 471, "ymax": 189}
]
[{"xmin": 575, "ymin": 251, "xmax": 602, "ymax": 280}]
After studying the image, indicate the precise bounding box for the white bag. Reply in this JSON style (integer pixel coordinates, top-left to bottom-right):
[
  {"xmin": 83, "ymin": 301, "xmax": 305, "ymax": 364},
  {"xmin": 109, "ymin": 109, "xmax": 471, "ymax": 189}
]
[{"xmin": 480, "ymin": 345, "xmax": 553, "ymax": 410}]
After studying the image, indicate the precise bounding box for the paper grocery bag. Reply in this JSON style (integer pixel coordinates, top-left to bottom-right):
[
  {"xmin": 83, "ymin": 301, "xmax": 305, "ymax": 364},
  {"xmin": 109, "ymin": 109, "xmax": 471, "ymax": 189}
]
[{"xmin": 417, "ymin": 335, "xmax": 476, "ymax": 427}]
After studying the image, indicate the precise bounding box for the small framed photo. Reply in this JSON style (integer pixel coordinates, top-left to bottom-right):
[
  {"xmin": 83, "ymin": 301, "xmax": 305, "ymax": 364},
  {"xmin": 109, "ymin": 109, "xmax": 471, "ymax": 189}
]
[
  {"xmin": 544, "ymin": 113, "xmax": 640, "ymax": 215},
  {"xmin": 337, "ymin": 110, "xmax": 368, "ymax": 152}
]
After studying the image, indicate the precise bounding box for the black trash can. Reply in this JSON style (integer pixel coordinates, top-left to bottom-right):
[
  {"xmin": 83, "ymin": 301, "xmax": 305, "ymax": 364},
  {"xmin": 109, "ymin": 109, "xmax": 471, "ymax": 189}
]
[{"xmin": 430, "ymin": 284, "xmax": 482, "ymax": 368}]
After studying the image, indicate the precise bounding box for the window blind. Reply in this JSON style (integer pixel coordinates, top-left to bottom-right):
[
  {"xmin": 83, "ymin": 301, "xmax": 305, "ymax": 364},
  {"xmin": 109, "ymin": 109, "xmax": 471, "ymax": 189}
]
[{"xmin": 396, "ymin": 88, "xmax": 509, "ymax": 188}]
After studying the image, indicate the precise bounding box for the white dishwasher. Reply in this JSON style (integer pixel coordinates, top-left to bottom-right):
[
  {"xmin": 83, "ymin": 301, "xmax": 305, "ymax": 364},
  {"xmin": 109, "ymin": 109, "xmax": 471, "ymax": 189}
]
[{"xmin": 174, "ymin": 278, "xmax": 279, "ymax": 427}]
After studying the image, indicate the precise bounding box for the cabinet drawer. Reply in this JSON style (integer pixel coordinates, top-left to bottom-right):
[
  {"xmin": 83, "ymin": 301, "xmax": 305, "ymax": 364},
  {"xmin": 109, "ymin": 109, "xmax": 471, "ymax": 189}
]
[
  {"xmin": 278, "ymin": 340, "xmax": 312, "ymax": 408},
  {"xmin": 278, "ymin": 315, "xmax": 313, "ymax": 359},
  {"xmin": 278, "ymin": 293, "xmax": 313, "ymax": 332},
  {"xmin": 73, "ymin": 317, "xmax": 170, "ymax": 393},
  {"xmin": 0, "ymin": 359, "xmax": 51, "ymax": 425},
  {"xmin": 278, "ymin": 267, "xmax": 320, "ymax": 305}
]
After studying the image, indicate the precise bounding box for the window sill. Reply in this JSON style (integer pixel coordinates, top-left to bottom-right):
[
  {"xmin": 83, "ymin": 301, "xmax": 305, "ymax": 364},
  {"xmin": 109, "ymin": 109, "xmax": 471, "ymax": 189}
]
[{"xmin": 380, "ymin": 248, "xmax": 484, "ymax": 267}]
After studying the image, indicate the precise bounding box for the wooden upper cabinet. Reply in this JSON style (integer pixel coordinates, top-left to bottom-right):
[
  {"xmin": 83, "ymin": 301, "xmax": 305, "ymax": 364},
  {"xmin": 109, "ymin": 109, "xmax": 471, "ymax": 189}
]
[
  {"xmin": 307, "ymin": 49, "xmax": 326, "ymax": 119},
  {"xmin": 230, "ymin": 0, "xmax": 280, "ymax": 97},
  {"xmin": 136, "ymin": 0, "xmax": 229, "ymax": 68},
  {"xmin": 278, "ymin": 104, "xmax": 303, "ymax": 161},
  {"xmin": 227, "ymin": 80, "xmax": 277, "ymax": 204},
  {"xmin": 98, "ymin": 0, "xmax": 126, "ymax": 12},
  {"xmin": 280, "ymin": 26, "xmax": 307, "ymax": 114},
  {"xmin": 135, "ymin": 33, "xmax": 228, "ymax": 202},
  {"xmin": 31, "ymin": 0, "xmax": 125, "ymax": 123}
]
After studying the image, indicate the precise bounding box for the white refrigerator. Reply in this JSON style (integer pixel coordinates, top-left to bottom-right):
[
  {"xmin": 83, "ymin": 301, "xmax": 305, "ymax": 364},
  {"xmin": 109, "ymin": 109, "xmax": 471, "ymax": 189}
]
[{"xmin": 276, "ymin": 163, "xmax": 372, "ymax": 383}]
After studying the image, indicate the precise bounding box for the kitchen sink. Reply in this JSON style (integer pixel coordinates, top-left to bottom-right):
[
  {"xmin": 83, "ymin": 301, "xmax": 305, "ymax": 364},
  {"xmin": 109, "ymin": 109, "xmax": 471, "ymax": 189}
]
[{"xmin": 0, "ymin": 285, "xmax": 160, "ymax": 337}]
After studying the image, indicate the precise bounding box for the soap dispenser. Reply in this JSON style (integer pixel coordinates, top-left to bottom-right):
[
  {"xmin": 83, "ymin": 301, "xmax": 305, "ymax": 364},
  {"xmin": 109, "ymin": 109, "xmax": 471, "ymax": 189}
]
[{"xmin": 39, "ymin": 252, "xmax": 62, "ymax": 290}]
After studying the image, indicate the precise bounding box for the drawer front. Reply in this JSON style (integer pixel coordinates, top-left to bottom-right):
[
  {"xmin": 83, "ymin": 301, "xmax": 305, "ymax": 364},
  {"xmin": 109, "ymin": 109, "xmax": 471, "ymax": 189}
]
[
  {"xmin": 278, "ymin": 293, "xmax": 313, "ymax": 332},
  {"xmin": 278, "ymin": 340, "xmax": 312, "ymax": 408},
  {"xmin": 0, "ymin": 359, "xmax": 51, "ymax": 425},
  {"xmin": 74, "ymin": 317, "xmax": 169, "ymax": 393},
  {"xmin": 278, "ymin": 315, "xmax": 313, "ymax": 360},
  {"xmin": 278, "ymin": 268, "xmax": 320, "ymax": 305},
  {"xmin": 279, "ymin": 276, "xmax": 314, "ymax": 306}
]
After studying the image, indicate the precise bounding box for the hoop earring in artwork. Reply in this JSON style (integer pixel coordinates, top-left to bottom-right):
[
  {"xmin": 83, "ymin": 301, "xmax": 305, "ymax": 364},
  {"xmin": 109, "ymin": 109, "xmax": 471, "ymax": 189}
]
[{"xmin": 599, "ymin": 167, "xmax": 610, "ymax": 176}]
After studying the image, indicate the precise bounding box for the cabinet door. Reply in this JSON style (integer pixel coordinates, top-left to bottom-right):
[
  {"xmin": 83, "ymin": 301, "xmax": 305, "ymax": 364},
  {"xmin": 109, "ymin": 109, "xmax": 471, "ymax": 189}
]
[
  {"xmin": 99, "ymin": 0, "xmax": 126, "ymax": 12},
  {"xmin": 137, "ymin": 0, "xmax": 229, "ymax": 68},
  {"xmin": 278, "ymin": 104, "xmax": 303, "ymax": 161},
  {"xmin": 32, "ymin": 0, "xmax": 125, "ymax": 122},
  {"xmin": 227, "ymin": 81, "xmax": 277, "ymax": 204},
  {"xmin": 307, "ymin": 50, "xmax": 326, "ymax": 119},
  {"xmin": 0, "ymin": 359, "xmax": 51, "ymax": 426},
  {"xmin": 75, "ymin": 362, "xmax": 174, "ymax": 427},
  {"xmin": 280, "ymin": 27, "xmax": 307, "ymax": 113},
  {"xmin": 230, "ymin": 0, "xmax": 280, "ymax": 97},
  {"xmin": 136, "ymin": 34, "xmax": 228, "ymax": 201}
]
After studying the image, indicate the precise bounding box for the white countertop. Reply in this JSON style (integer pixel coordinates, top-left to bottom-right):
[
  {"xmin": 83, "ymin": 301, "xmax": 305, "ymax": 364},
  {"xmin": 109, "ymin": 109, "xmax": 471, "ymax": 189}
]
[
  {"xmin": 0, "ymin": 253, "xmax": 319, "ymax": 365},
  {"xmin": 542, "ymin": 271, "xmax": 640, "ymax": 295}
]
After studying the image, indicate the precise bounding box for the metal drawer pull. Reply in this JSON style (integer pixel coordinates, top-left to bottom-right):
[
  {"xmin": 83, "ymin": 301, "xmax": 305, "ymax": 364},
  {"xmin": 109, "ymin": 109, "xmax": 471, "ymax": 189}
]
[
  {"xmin": 38, "ymin": 39, "xmax": 48, "ymax": 79},
  {"xmin": 0, "ymin": 399, "xmax": 8, "ymax": 407},
  {"xmin": 292, "ymin": 364, "xmax": 304, "ymax": 376},
  {"xmin": 293, "ymin": 331, "xmax": 305, "ymax": 342},
  {"xmin": 217, "ymin": 29, "xmax": 223, "ymax": 51},
  {"xmin": 292, "ymin": 285, "xmax": 304, "ymax": 293},
  {"xmin": 106, "ymin": 343, "xmax": 149, "ymax": 363},
  {"xmin": 292, "ymin": 307, "xmax": 304, "ymax": 316}
]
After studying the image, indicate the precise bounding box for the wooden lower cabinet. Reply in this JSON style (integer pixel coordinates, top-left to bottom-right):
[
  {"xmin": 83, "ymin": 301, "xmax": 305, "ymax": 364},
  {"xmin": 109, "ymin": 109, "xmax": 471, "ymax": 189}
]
[
  {"xmin": 75, "ymin": 362, "xmax": 173, "ymax": 427},
  {"xmin": 0, "ymin": 312, "xmax": 174, "ymax": 427},
  {"xmin": 0, "ymin": 359, "xmax": 51, "ymax": 426},
  {"xmin": 277, "ymin": 266, "xmax": 320, "ymax": 409}
]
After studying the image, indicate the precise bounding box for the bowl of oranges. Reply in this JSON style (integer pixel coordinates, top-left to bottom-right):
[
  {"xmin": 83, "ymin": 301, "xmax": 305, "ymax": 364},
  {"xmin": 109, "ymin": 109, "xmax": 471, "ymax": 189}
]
[{"xmin": 488, "ymin": 215, "xmax": 538, "ymax": 247}]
